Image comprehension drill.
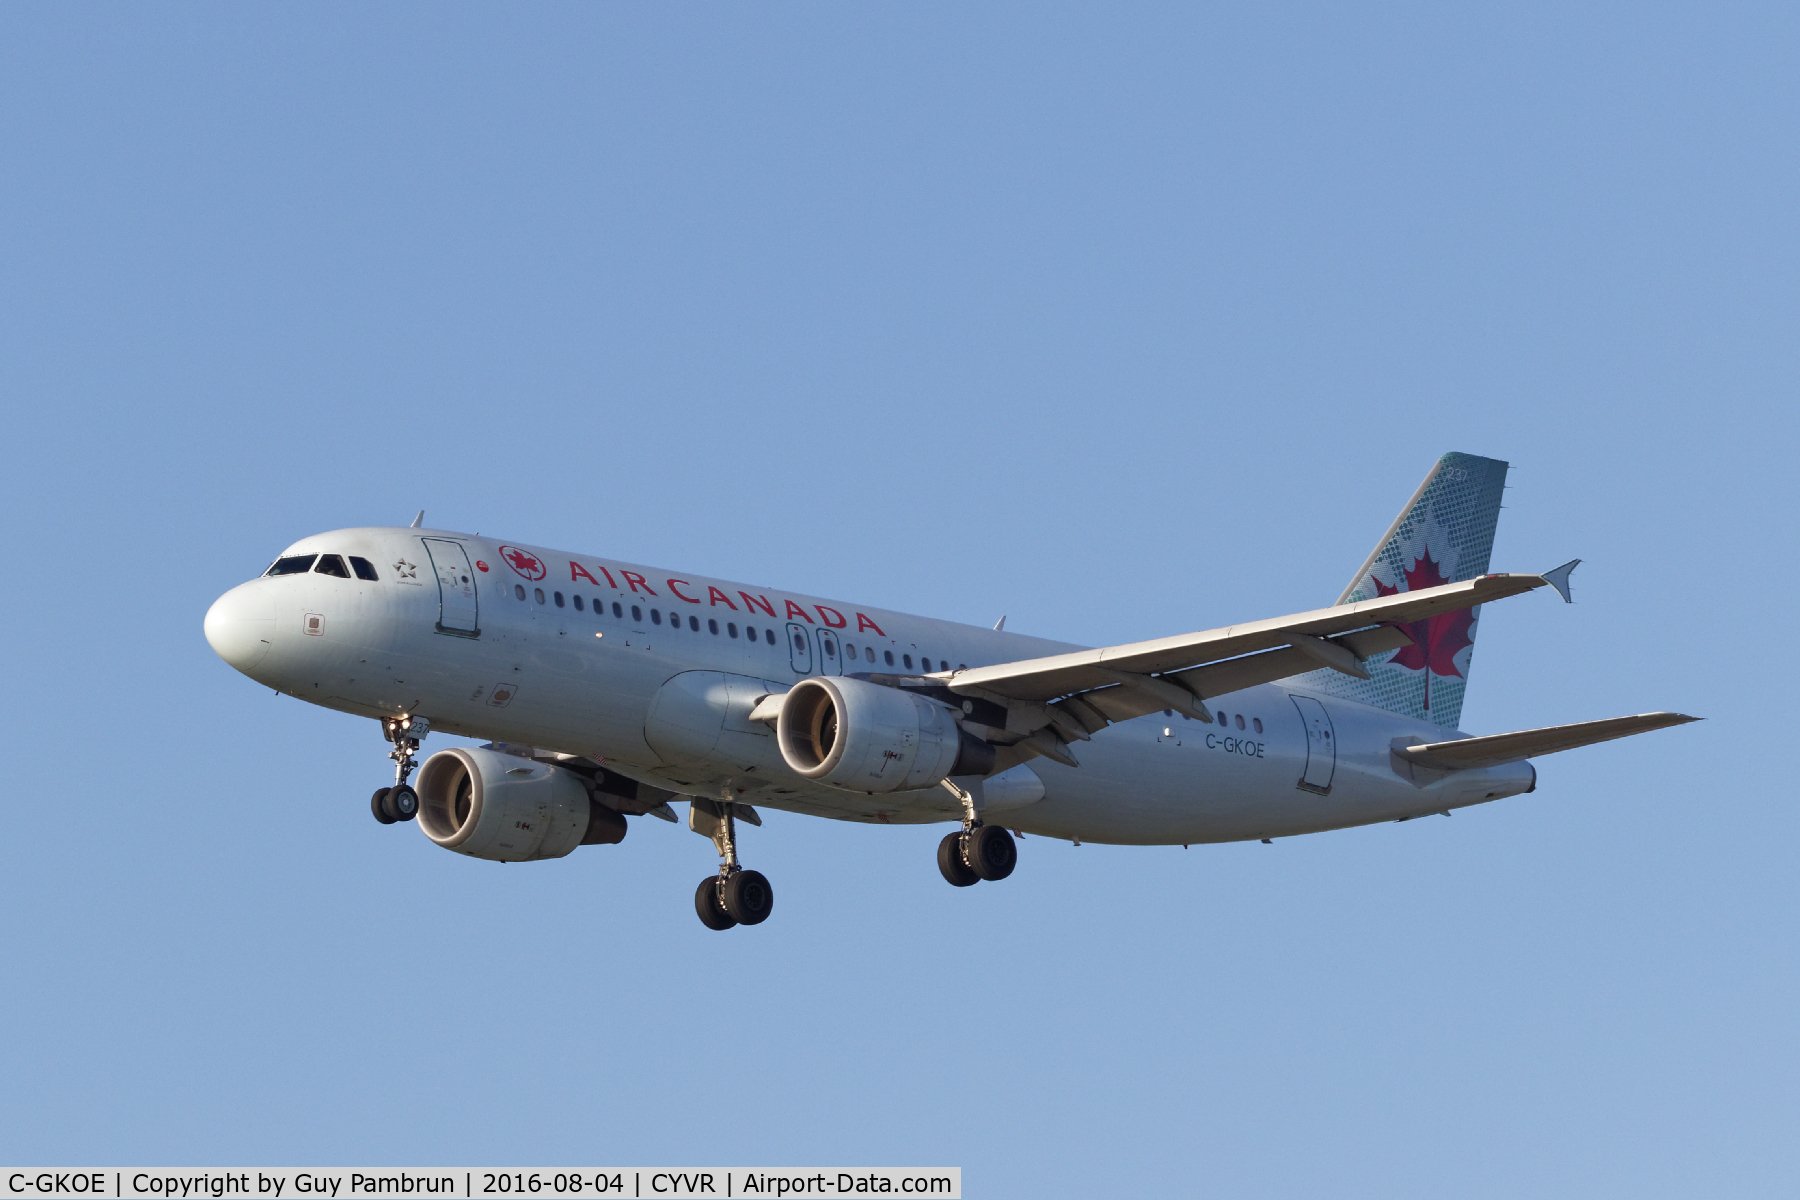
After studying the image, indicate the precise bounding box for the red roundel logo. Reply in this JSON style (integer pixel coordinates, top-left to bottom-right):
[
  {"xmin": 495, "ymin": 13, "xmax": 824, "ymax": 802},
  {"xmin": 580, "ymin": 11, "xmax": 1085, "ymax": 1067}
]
[
  {"xmin": 475, "ymin": 561, "xmax": 489, "ymax": 572},
  {"xmin": 499, "ymin": 546, "xmax": 547, "ymax": 580}
]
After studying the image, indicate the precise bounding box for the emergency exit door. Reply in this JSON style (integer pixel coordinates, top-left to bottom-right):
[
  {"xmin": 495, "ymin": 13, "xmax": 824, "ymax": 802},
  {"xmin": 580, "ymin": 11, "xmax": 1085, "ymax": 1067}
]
[
  {"xmin": 421, "ymin": 538, "xmax": 479, "ymax": 636},
  {"xmin": 1290, "ymin": 694, "xmax": 1336, "ymax": 794},
  {"xmin": 786, "ymin": 622, "xmax": 814, "ymax": 674},
  {"xmin": 816, "ymin": 628, "xmax": 843, "ymax": 675}
]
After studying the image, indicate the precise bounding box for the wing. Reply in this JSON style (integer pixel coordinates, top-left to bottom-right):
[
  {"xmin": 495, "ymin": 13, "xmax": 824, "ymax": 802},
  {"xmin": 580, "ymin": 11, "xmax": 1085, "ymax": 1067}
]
[
  {"xmin": 1393, "ymin": 712, "xmax": 1700, "ymax": 771},
  {"xmin": 935, "ymin": 572, "xmax": 1559, "ymax": 764}
]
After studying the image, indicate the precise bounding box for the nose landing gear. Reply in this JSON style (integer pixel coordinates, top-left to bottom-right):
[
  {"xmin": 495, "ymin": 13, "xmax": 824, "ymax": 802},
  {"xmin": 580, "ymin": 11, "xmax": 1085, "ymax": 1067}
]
[
  {"xmin": 936, "ymin": 778, "xmax": 1017, "ymax": 887},
  {"xmin": 689, "ymin": 796, "xmax": 775, "ymax": 929},
  {"xmin": 370, "ymin": 716, "xmax": 428, "ymax": 825}
]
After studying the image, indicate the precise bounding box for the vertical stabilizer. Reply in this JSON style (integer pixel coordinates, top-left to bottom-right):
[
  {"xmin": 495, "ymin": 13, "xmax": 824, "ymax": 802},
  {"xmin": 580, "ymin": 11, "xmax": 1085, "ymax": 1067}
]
[{"xmin": 1294, "ymin": 452, "xmax": 1509, "ymax": 729}]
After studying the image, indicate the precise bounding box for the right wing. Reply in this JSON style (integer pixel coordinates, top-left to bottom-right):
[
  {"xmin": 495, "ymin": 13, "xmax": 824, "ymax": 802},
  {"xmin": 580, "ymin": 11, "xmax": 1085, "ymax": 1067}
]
[{"xmin": 935, "ymin": 571, "xmax": 1562, "ymax": 764}]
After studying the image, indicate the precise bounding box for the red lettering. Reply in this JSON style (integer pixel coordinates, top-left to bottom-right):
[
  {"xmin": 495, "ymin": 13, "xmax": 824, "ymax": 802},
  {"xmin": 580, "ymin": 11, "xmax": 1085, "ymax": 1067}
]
[
  {"xmin": 856, "ymin": 612, "xmax": 886, "ymax": 636},
  {"xmin": 569, "ymin": 562, "xmax": 599, "ymax": 585},
  {"xmin": 621, "ymin": 571, "xmax": 657, "ymax": 595},
  {"xmin": 815, "ymin": 605, "xmax": 848, "ymax": 628},
  {"xmin": 668, "ymin": 579, "xmax": 701, "ymax": 604},
  {"xmin": 597, "ymin": 565, "xmax": 618, "ymax": 589},
  {"xmin": 707, "ymin": 586, "xmax": 738, "ymax": 610},
  {"xmin": 740, "ymin": 592, "xmax": 776, "ymax": 618},
  {"xmin": 784, "ymin": 599, "xmax": 814, "ymax": 623}
]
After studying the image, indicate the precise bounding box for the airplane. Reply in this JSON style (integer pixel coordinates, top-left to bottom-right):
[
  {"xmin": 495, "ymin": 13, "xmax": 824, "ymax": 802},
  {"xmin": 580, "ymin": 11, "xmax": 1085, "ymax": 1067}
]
[{"xmin": 203, "ymin": 452, "xmax": 1696, "ymax": 930}]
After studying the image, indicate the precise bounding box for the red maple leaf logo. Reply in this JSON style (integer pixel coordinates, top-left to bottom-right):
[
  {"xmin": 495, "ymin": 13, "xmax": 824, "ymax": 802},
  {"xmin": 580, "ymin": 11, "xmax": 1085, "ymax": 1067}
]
[
  {"xmin": 1369, "ymin": 547, "xmax": 1475, "ymax": 712},
  {"xmin": 499, "ymin": 545, "xmax": 546, "ymax": 580}
]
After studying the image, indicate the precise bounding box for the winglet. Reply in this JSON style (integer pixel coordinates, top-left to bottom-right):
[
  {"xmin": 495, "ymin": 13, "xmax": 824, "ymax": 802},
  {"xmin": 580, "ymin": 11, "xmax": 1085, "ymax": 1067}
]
[
  {"xmin": 1542, "ymin": 559, "xmax": 1580, "ymax": 603},
  {"xmin": 410, "ymin": 510, "xmax": 425, "ymax": 529},
  {"xmin": 993, "ymin": 615, "xmax": 1007, "ymax": 632}
]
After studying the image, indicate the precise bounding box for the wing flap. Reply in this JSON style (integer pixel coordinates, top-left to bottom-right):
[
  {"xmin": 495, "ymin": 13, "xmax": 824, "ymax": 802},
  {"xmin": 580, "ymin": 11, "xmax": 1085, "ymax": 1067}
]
[{"xmin": 1395, "ymin": 712, "xmax": 1700, "ymax": 770}]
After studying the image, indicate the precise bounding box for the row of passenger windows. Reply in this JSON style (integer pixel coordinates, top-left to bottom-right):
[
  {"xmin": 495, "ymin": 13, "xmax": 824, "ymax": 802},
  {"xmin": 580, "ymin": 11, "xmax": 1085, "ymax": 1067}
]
[
  {"xmin": 513, "ymin": 584, "xmax": 957, "ymax": 670},
  {"xmin": 266, "ymin": 553, "xmax": 380, "ymax": 581}
]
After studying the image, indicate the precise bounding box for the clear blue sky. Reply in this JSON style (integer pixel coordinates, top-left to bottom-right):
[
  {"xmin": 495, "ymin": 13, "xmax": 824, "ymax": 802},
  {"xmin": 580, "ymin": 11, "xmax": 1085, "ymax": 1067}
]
[{"xmin": 2, "ymin": 5, "xmax": 1793, "ymax": 1196}]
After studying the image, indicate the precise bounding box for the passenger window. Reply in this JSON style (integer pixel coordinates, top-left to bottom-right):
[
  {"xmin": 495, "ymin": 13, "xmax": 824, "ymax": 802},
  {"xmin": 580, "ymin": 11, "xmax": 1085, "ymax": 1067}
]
[
  {"xmin": 1253, "ymin": 717, "xmax": 1264, "ymax": 734},
  {"xmin": 766, "ymin": 629, "xmax": 777, "ymax": 645},
  {"xmin": 613, "ymin": 602, "xmax": 623, "ymax": 618},
  {"xmin": 265, "ymin": 554, "xmax": 317, "ymax": 576},
  {"xmin": 515, "ymin": 585, "xmax": 526, "ymax": 601},
  {"xmin": 903, "ymin": 654, "xmax": 913, "ymax": 669},
  {"xmin": 793, "ymin": 632, "xmax": 806, "ymax": 652},
  {"xmin": 689, "ymin": 615, "xmax": 700, "ymax": 631},
  {"xmin": 348, "ymin": 556, "xmax": 380, "ymax": 581},
  {"xmin": 708, "ymin": 618, "xmax": 719, "ymax": 634},
  {"xmin": 825, "ymin": 640, "xmax": 836, "ymax": 658},
  {"xmin": 652, "ymin": 609, "xmax": 663, "ymax": 625},
  {"xmin": 1235, "ymin": 714, "xmax": 1245, "ymax": 730},
  {"xmin": 573, "ymin": 595, "xmax": 584, "ymax": 611},
  {"xmin": 314, "ymin": 554, "xmax": 350, "ymax": 578},
  {"xmin": 884, "ymin": 650, "xmax": 894, "ymax": 666},
  {"xmin": 728, "ymin": 623, "xmax": 738, "ymax": 638},
  {"xmin": 631, "ymin": 605, "xmax": 642, "ymax": 622},
  {"xmin": 534, "ymin": 588, "xmax": 546, "ymax": 605},
  {"xmin": 845, "ymin": 644, "xmax": 857, "ymax": 660},
  {"xmin": 554, "ymin": 591, "xmax": 566, "ymax": 608}
]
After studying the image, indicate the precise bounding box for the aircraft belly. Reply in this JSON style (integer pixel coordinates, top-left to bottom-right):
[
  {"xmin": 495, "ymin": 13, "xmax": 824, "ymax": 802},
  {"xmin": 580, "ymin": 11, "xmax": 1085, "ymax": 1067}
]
[{"xmin": 1009, "ymin": 690, "xmax": 1538, "ymax": 845}]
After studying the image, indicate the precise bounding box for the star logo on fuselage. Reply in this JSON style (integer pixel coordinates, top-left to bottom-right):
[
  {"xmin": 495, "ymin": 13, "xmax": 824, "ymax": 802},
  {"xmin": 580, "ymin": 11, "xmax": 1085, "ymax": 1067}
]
[{"xmin": 394, "ymin": 558, "xmax": 418, "ymax": 579}]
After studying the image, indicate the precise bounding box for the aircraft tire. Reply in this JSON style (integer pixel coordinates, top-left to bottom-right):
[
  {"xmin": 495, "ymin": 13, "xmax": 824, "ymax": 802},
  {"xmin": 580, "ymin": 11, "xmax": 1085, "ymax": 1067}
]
[
  {"xmin": 967, "ymin": 824, "xmax": 1017, "ymax": 882},
  {"xmin": 695, "ymin": 877, "xmax": 738, "ymax": 931},
  {"xmin": 388, "ymin": 784, "xmax": 419, "ymax": 822},
  {"xmin": 371, "ymin": 788, "xmax": 396, "ymax": 825},
  {"xmin": 938, "ymin": 831, "xmax": 979, "ymax": 887},
  {"xmin": 723, "ymin": 869, "xmax": 775, "ymax": 926}
]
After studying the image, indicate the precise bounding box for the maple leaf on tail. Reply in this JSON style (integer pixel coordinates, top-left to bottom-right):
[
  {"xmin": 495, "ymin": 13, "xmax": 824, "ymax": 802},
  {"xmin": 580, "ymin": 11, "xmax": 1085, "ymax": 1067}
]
[{"xmin": 1369, "ymin": 547, "xmax": 1476, "ymax": 711}]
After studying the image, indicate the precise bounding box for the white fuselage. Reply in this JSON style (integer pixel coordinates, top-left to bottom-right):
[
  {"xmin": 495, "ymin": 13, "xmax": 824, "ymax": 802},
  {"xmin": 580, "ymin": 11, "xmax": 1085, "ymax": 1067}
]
[{"xmin": 204, "ymin": 527, "xmax": 1534, "ymax": 845}]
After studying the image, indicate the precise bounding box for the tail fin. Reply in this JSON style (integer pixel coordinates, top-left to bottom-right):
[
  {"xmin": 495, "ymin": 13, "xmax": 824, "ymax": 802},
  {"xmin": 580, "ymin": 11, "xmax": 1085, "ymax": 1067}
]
[{"xmin": 1294, "ymin": 451, "xmax": 1509, "ymax": 729}]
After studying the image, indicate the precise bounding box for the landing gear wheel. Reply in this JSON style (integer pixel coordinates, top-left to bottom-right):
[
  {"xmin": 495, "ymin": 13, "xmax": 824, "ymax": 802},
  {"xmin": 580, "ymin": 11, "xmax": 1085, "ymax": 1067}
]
[
  {"xmin": 723, "ymin": 869, "xmax": 774, "ymax": 925},
  {"xmin": 695, "ymin": 876, "xmax": 738, "ymax": 931},
  {"xmin": 938, "ymin": 831, "xmax": 979, "ymax": 887},
  {"xmin": 967, "ymin": 824, "xmax": 1017, "ymax": 881},
  {"xmin": 371, "ymin": 788, "xmax": 396, "ymax": 825},
  {"xmin": 388, "ymin": 784, "xmax": 418, "ymax": 822}
]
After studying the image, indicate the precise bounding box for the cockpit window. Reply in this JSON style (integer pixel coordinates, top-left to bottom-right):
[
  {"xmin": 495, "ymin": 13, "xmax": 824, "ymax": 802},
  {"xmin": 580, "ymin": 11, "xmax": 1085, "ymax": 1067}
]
[
  {"xmin": 266, "ymin": 555, "xmax": 317, "ymax": 576},
  {"xmin": 348, "ymin": 556, "xmax": 380, "ymax": 581},
  {"xmin": 315, "ymin": 554, "xmax": 351, "ymax": 578}
]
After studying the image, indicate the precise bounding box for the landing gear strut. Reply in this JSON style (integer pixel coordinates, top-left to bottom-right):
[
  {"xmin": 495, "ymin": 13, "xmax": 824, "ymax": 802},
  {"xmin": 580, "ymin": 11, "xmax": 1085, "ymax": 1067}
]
[
  {"xmin": 689, "ymin": 796, "xmax": 774, "ymax": 929},
  {"xmin": 371, "ymin": 716, "xmax": 428, "ymax": 824},
  {"xmin": 937, "ymin": 778, "xmax": 1016, "ymax": 886}
]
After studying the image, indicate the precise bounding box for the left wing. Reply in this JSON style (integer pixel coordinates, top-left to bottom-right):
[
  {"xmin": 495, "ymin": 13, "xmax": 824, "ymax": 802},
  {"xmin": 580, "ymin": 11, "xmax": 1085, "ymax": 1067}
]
[{"xmin": 937, "ymin": 571, "xmax": 1563, "ymax": 764}]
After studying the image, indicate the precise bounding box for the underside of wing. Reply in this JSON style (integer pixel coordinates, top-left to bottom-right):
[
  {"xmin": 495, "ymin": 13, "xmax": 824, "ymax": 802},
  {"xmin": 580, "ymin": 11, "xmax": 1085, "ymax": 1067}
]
[
  {"xmin": 1393, "ymin": 712, "xmax": 1701, "ymax": 771},
  {"xmin": 931, "ymin": 571, "xmax": 1559, "ymax": 761}
]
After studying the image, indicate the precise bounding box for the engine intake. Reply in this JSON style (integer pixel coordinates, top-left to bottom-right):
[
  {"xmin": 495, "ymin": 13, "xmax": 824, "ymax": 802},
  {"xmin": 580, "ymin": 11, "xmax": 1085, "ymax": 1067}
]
[
  {"xmin": 415, "ymin": 746, "xmax": 626, "ymax": 862},
  {"xmin": 776, "ymin": 676, "xmax": 993, "ymax": 793}
]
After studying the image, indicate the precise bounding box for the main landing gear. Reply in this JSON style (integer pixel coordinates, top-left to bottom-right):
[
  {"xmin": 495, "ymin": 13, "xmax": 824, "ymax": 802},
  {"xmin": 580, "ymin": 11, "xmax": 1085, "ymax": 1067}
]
[
  {"xmin": 689, "ymin": 796, "xmax": 774, "ymax": 930},
  {"xmin": 370, "ymin": 715, "xmax": 428, "ymax": 826},
  {"xmin": 937, "ymin": 779, "xmax": 1016, "ymax": 887}
]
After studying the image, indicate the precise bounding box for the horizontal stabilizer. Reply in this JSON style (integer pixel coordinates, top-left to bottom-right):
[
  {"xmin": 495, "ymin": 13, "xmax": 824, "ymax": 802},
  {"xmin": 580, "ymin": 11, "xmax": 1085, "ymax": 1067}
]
[{"xmin": 1395, "ymin": 712, "xmax": 1700, "ymax": 771}]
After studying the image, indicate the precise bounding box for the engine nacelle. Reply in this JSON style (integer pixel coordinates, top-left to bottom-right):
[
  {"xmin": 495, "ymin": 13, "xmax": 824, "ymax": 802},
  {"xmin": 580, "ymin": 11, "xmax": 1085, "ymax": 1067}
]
[
  {"xmin": 415, "ymin": 746, "xmax": 626, "ymax": 863},
  {"xmin": 776, "ymin": 676, "xmax": 993, "ymax": 793}
]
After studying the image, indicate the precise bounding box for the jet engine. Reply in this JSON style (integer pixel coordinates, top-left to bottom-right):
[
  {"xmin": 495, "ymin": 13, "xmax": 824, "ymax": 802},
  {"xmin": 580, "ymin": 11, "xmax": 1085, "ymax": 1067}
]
[
  {"xmin": 415, "ymin": 746, "xmax": 627, "ymax": 862},
  {"xmin": 775, "ymin": 676, "xmax": 994, "ymax": 794}
]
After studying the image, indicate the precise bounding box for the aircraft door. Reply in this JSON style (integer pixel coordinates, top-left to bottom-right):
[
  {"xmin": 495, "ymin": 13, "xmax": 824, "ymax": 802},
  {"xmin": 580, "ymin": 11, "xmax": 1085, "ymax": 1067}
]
[
  {"xmin": 816, "ymin": 628, "xmax": 843, "ymax": 676},
  {"xmin": 1290, "ymin": 694, "xmax": 1336, "ymax": 794},
  {"xmin": 786, "ymin": 622, "xmax": 814, "ymax": 674},
  {"xmin": 421, "ymin": 538, "xmax": 480, "ymax": 636}
]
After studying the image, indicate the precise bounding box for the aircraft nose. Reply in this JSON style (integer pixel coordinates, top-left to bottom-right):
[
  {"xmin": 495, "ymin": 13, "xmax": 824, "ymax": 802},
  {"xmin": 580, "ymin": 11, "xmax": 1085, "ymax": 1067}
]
[{"xmin": 204, "ymin": 581, "xmax": 276, "ymax": 673}]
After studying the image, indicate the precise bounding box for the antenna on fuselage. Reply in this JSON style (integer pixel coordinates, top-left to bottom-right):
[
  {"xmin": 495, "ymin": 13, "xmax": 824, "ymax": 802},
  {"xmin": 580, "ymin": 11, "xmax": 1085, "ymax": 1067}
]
[
  {"xmin": 993, "ymin": 615, "xmax": 1006, "ymax": 631},
  {"xmin": 410, "ymin": 511, "xmax": 424, "ymax": 528}
]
